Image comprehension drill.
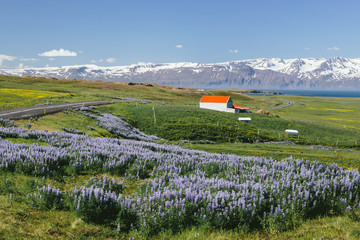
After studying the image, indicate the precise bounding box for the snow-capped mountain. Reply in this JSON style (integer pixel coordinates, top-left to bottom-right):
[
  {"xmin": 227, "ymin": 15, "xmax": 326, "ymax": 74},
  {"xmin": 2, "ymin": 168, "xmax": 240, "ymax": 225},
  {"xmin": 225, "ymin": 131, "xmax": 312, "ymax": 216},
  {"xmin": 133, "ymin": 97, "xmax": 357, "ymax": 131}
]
[
  {"xmin": 2, "ymin": 57, "xmax": 360, "ymax": 90},
  {"xmin": 240, "ymin": 57, "xmax": 360, "ymax": 81}
]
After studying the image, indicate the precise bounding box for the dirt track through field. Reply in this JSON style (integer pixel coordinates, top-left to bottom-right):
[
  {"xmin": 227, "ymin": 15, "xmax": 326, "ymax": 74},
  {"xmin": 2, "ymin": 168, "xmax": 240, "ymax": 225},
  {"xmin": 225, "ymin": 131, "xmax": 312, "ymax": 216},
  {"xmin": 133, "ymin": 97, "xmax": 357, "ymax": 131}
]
[{"xmin": 270, "ymin": 101, "xmax": 294, "ymax": 110}]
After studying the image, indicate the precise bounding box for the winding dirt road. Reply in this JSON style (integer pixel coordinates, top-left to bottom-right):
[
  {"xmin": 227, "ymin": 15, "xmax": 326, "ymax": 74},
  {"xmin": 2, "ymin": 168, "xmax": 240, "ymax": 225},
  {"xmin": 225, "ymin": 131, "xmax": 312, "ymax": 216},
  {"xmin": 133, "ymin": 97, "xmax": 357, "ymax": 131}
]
[{"xmin": 270, "ymin": 101, "xmax": 294, "ymax": 110}]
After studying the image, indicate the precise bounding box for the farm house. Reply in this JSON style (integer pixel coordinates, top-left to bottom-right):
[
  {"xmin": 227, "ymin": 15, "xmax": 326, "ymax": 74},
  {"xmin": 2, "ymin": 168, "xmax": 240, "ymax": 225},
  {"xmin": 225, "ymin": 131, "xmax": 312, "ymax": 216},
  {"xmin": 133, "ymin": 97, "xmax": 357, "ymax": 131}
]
[
  {"xmin": 233, "ymin": 104, "xmax": 250, "ymax": 113},
  {"xmin": 199, "ymin": 96, "xmax": 250, "ymax": 113}
]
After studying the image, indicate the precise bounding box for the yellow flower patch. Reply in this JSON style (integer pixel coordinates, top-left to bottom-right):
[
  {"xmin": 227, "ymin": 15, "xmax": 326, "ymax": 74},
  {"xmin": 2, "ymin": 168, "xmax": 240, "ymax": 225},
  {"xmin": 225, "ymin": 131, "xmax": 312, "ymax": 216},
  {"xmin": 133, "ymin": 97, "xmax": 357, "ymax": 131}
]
[
  {"xmin": 0, "ymin": 88, "xmax": 70, "ymax": 108},
  {"xmin": 0, "ymin": 88, "xmax": 69, "ymax": 99},
  {"xmin": 308, "ymin": 107, "xmax": 354, "ymax": 112},
  {"xmin": 328, "ymin": 117, "xmax": 360, "ymax": 123}
]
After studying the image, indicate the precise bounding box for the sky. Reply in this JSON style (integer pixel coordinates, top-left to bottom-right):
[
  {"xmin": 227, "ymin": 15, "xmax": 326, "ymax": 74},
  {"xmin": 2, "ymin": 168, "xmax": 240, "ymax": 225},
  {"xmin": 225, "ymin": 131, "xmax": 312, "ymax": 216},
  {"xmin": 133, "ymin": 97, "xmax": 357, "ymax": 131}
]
[{"xmin": 1, "ymin": 0, "xmax": 360, "ymax": 68}]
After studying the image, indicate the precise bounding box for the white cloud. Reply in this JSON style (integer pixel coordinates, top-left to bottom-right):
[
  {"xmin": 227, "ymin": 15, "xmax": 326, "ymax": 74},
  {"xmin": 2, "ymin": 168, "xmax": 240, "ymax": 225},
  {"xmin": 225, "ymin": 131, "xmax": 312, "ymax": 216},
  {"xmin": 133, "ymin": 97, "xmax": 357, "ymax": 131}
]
[
  {"xmin": 48, "ymin": 58, "xmax": 56, "ymax": 61},
  {"xmin": 38, "ymin": 48, "xmax": 77, "ymax": 57},
  {"xmin": 91, "ymin": 59, "xmax": 104, "ymax": 64},
  {"xmin": 18, "ymin": 63, "xmax": 24, "ymax": 69},
  {"xmin": 229, "ymin": 49, "xmax": 238, "ymax": 53},
  {"xmin": 20, "ymin": 58, "xmax": 39, "ymax": 61},
  {"xmin": 0, "ymin": 54, "xmax": 17, "ymax": 66},
  {"xmin": 304, "ymin": 47, "xmax": 310, "ymax": 50},
  {"xmin": 175, "ymin": 45, "xmax": 183, "ymax": 48},
  {"xmin": 106, "ymin": 58, "xmax": 116, "ymax": 63},
  {"xmin": 328, "ymin": 46, "xmax": 340, "ymax": 51}
]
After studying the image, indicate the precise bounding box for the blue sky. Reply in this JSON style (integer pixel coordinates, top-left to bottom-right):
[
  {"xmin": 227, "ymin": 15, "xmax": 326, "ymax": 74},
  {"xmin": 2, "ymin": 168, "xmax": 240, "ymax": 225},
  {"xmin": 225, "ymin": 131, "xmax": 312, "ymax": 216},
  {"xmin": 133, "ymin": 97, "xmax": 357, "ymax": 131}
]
[{"xmin": 1, "ymin": 0, "xmax": 359, "ymax": 68}]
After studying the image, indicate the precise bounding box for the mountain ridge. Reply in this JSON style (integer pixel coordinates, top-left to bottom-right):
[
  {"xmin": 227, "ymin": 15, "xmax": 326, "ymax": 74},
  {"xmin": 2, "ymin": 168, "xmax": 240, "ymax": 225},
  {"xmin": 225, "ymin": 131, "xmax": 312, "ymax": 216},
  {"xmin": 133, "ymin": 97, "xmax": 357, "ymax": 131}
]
[{"xmin": 2, "ymin": 57, "xmax": 360, "ymax": 90}]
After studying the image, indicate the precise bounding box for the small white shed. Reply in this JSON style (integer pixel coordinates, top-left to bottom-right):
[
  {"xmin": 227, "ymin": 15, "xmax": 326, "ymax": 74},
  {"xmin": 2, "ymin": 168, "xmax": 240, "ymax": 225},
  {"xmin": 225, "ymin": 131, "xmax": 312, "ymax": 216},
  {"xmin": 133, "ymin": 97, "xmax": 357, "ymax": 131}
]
[
  {"xmin": 285, "ymin": 129, "xmax": 298, "ymax": 134},
  {"xmin": 238, "ymin": 117, "xmax": 251, "ymax": 124},
  {"xmin": 285, "ymin": 129, "xmax": 299, "ymax": 138}
]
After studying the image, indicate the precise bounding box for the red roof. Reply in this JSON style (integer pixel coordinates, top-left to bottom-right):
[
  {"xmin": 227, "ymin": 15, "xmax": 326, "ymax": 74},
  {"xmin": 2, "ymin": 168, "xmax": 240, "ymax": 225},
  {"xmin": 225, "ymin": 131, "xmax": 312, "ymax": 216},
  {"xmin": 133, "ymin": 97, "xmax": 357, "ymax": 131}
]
[
  {"xmin": 233, "ymin": 104, "xmax": 250, "ymax": 110},
  {"xmin": 200, "ymin": 96, "xmax": 230, "ymax": 103}
]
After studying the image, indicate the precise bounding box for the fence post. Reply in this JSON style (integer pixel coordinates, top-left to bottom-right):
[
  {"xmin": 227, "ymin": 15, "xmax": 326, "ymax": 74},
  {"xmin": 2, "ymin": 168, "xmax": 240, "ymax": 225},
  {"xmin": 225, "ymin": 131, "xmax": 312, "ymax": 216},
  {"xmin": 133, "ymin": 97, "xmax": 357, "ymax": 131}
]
[{"xmin": 152, "ymin": 106, "xmax": 156, "ymax": 124}]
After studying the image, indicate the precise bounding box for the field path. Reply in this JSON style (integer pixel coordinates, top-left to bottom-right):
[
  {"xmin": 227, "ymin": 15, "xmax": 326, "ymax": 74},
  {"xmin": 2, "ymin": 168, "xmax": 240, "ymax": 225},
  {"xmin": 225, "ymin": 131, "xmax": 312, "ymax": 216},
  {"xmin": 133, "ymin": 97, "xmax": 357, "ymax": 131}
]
[
  {"xmin": 0, "ymin": 100, "xmax": 120, "ymax": 120},
  {"xmin": 270, "ymin": 101, "xmax": 294, "ymax": 110}
]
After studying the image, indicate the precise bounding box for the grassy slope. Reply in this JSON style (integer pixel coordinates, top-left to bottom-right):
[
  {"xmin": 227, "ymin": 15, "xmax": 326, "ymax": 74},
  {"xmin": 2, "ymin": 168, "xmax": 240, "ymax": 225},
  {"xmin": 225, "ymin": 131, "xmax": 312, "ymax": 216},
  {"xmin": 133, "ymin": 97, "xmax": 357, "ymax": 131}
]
[
  {"xmin": 2, "ymin": 75, "xmax": 360, "ymax": 239},
  {"xmin": 1, "ymin": 74, "xmax": 265, "ymax": 105},
  {"xmin": 94, "ymin": 102, "xmax": 360, "ymax": 147},
  {"xmin": 15, "ymin": 111, "xmax": 113, "ymax": 138}
]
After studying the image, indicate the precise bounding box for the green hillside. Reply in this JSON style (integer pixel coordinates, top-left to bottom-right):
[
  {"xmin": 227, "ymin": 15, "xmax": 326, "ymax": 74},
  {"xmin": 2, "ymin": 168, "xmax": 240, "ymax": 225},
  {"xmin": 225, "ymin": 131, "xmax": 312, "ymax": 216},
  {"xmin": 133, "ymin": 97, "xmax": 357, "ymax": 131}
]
[{"xmin": 1, "ymin": 74, "xmax": 360, "ymax": 239}]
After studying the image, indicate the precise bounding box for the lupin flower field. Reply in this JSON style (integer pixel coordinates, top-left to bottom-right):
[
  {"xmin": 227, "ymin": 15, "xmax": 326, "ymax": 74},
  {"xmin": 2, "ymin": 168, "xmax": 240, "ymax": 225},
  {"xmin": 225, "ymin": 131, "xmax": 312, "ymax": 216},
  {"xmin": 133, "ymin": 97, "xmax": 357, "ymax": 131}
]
[{"xmin": 1, "ymin": 124, "xmax": 360, "ymax": 238}]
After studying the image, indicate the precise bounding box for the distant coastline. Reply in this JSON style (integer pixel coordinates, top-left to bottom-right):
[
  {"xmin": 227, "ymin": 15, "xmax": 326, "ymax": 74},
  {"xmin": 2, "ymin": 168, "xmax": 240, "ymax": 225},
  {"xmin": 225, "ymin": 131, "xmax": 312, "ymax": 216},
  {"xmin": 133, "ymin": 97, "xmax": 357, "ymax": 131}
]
[
  {"xmin": 229, "ymin": 90, "xmax": 283, "ymax": 95},
  {"xmin": 238, "ymin": 89, "xmax": 360, "ymax": 98}
]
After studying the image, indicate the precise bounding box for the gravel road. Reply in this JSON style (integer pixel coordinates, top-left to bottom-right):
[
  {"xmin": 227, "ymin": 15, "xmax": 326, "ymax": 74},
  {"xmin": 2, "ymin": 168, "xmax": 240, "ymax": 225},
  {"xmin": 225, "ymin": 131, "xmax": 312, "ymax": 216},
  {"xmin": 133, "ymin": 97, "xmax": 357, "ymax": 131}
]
[{"xmin": 0, "ymin": 100, "xmax": 120, "ymax": 120}]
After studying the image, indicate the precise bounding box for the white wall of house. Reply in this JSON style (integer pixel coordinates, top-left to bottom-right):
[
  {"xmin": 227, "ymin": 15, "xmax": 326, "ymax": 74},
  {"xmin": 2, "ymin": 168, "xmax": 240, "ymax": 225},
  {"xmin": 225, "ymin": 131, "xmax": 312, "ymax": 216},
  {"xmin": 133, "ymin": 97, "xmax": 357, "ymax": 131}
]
[
  {"xmin": 200, "ymin": 102, "xmax": 228, "ymax": 112},
  {"xmin": 199, "ymin": 97, "xmax": 235, "ymax": 113},
  {"xmin": 226, "ymin": 108, "xmax": 236, "ymax": 113}
]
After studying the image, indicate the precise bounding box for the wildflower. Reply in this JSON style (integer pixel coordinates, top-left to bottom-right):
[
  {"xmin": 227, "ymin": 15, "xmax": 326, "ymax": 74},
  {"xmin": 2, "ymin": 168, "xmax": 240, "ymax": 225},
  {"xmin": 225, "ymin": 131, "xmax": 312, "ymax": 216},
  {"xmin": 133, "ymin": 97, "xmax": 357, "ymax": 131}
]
[
  {"xmin": 77, "ymin": 198, "xmax": 81, "ymax": 210},
  {"xmin": 346, "ymin": 206, "xmax": 352, "ymax": 212}
]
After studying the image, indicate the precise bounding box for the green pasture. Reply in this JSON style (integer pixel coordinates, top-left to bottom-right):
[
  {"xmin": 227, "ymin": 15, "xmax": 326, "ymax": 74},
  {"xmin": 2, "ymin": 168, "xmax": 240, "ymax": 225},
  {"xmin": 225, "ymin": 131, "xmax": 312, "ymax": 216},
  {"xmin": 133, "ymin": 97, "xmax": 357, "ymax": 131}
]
[
  {"xmin": 2, "ymin": 75, "xmax": 360, "ymax": 239},
  {"xmin": 96, "ymin": 102, "xmax": 360, "ymax": 147},
  {"xmin": 270, "ymin": 95, "xmax": 360, "ymax": 132},
  {"xmin": 11, "ymin": 96, "xmax": 360, "ymax": 148}
]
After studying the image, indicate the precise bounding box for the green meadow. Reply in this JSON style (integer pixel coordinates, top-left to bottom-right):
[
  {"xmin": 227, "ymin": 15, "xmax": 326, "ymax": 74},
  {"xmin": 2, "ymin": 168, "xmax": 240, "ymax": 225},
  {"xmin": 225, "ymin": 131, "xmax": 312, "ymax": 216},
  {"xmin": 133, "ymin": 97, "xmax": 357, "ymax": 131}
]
[
  {"xmin": 1, "ymin": 74, "xmax": 360, "ymax": 239},
  {"xmin": 271, "ymin": 95, "xmax": 360, "ymax": 132}
]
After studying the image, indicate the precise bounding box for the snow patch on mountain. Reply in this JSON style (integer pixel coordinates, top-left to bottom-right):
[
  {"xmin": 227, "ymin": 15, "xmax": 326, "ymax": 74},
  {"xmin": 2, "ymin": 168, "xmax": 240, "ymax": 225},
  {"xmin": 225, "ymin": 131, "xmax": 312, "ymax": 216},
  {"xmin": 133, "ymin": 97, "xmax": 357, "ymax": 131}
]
[{"xmin": 237, "ymin": 57, "xmax": 360, "ymax": 80}]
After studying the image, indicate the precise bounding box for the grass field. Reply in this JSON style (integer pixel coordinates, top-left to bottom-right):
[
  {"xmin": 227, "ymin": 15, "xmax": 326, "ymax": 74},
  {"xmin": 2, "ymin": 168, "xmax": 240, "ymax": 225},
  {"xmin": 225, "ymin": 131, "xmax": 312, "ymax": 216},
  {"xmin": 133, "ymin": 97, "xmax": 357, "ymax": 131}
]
[
  {"xmin": 1, "ymin": 75, "xmax": 269, "ymax": 105},
  {"xmin": 15, "ymin": 111, "xmax": 113, "ymax": 138},
  {"xmin": 271, "ymin": 95, "xmax": 360, "ymax": 132},
  {"xmin": 94, "ymin": 102, "xmax": 360, "ymax": 147},
  {"xmin": 1, "ymin": 74, "xmax": 360, "ymax": 239}
]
